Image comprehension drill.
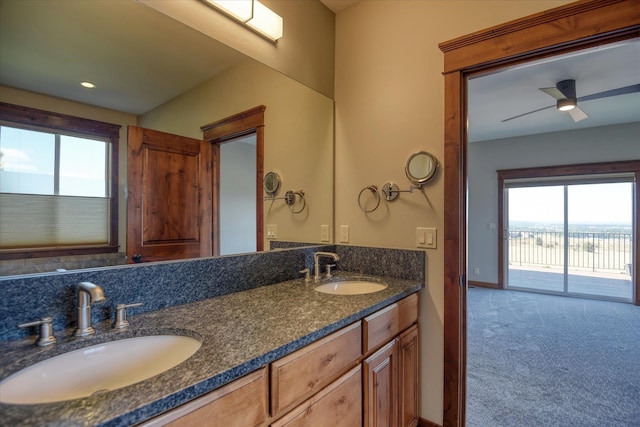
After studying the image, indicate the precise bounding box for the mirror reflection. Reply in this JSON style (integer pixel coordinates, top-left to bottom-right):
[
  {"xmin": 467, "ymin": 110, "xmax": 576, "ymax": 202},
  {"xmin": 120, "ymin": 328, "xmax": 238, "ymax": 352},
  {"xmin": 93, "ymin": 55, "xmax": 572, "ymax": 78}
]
[{"xmin": 0, "ymin": 0, "xmax": 334, "ymax": 276}]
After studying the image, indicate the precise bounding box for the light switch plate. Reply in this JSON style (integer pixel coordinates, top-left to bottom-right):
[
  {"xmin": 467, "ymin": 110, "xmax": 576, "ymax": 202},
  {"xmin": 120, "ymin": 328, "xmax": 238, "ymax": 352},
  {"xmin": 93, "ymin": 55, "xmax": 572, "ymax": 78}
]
[
  {"xmin": 340, "ymin": 225, "xmax": 349, "ymax": 243},
  {"xmin": 267, "ymin": 224, "xmax": 277, "ymax": 239},
  {"xmin": 416, "ymin": 227, "xmax": 437, "ymax": 249},
  {"xmin": 321, "ymin": 225, "xmax": 330, "ymax": 242}
]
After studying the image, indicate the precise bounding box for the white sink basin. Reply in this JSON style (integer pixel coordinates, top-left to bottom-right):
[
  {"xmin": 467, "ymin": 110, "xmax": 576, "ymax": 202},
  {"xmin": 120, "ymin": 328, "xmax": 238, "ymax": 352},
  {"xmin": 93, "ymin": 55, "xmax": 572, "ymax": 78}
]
[
  {"xmin": 314, "ymin": 280, "xmax": 387, "ymax": 295},
  {"xmin": 0, "ymin": 335, "xmax": 201, "ymax": 404}
]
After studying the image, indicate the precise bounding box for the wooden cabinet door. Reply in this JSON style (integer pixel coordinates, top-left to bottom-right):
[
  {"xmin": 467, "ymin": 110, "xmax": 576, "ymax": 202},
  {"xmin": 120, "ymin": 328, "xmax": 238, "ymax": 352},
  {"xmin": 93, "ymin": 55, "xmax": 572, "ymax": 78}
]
[
  {"xmin": 364, "ymin": 340, "xmax": 398, "ymax": 427},
  {"xmin": 127, "ymin": 126, "xmax": 212, "ymax": 263},
  {"xmin": 398, "ymin": 325, "xmax": 419, "ymax": 427},
  {"xmin": 270, "ymin": 365, "xmax": 362, "ymax": 427}
]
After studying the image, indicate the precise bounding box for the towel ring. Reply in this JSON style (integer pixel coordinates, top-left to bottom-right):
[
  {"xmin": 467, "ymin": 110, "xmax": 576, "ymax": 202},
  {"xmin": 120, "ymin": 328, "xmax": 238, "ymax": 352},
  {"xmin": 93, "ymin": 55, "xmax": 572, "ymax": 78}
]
[
  {"xmin": 358, "ymin": 185, "xmax": 380, "ymax": 213},
  {"xmin": 287, "ymin": 190, "xmax": 306, "ymax": 214}
]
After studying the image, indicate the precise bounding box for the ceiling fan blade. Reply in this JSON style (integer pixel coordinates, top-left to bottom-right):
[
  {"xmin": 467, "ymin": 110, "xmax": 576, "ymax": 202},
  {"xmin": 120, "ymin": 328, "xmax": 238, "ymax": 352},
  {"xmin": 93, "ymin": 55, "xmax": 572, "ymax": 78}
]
[
  {"xmin": 539, "ymin": 87, "xmax": 566, "ymax": 100},
  {"xmin": 501, "ymin": 105, "xmax": 555, "ymax": 122},
  {"xmin": 568, "ymin": 106, "xmax": 588, "ymax": 122},
  {"xmin": 578, "ymin": 84, "xmax": 640, "ymax": 102}
]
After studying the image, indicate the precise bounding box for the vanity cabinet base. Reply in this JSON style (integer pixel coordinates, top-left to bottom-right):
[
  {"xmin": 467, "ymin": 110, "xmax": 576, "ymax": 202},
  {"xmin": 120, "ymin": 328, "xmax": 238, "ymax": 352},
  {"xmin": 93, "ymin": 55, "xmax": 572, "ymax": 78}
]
[{"xmin": 141, "ymin": 293, "xmax": 419, "ymax": 427}]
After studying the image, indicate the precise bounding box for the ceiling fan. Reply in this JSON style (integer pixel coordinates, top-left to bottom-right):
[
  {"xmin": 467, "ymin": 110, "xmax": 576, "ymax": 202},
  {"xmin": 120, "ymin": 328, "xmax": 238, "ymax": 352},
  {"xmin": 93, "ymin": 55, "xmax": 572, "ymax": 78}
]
[{"xmin": 501, "ymin": 79, "xmax": 640, "ymax": 123}]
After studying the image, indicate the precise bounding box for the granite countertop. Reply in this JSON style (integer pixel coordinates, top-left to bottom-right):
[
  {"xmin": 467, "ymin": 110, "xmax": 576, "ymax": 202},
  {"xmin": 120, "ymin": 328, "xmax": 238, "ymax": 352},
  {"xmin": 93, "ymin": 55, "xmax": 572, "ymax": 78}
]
[{"xmin": 0, "ymin": 273, "xmax": 422, "ymax": 427}]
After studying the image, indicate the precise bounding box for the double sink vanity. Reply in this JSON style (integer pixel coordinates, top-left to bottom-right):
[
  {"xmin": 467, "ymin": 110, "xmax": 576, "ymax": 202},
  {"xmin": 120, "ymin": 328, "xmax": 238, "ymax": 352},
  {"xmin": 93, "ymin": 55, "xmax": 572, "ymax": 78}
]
[{"xmin": 0, "ymin": 245, "xmax": 424, "ymax": 426}]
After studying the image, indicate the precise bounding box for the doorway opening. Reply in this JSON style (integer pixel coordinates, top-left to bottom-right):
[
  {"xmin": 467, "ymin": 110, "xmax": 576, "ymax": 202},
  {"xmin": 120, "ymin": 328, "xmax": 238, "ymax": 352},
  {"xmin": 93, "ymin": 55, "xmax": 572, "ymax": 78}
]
[
  {"xmin": 440, "ymin": 3, "xmax": 640, "ymax": 424},
  {"xmin": 502, "ymin": 175, "xmax": 634, "ymax": 302},
  {"xmin": 219, "ymin": 134, "xmax": 257, "ymax": 255},
  {"xmin": 201, "ymin": 105, "xmax": 266, "ymax": 256}
]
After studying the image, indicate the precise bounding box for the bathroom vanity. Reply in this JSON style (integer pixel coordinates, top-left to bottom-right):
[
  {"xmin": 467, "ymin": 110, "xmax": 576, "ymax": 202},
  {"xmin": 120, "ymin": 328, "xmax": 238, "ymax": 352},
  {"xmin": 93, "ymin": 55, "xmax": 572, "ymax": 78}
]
[
  {"xmin": 0, "ymin": 266, "xmax": 422, "ymax": 426},
  {"xmin": 142, "ymin": 292, "xmax": 419, "ymax": 427}
]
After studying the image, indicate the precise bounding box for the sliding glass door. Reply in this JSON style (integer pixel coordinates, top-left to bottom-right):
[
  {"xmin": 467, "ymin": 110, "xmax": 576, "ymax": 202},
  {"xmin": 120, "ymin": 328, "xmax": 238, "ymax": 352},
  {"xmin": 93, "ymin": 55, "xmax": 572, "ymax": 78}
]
[
  {"xmin": 505, "ymin": 178, "xmax": 634, "ymax": 302},
  {"xmin": 566, "ymin": 182, "xmax": 633, "ymax": 300}
]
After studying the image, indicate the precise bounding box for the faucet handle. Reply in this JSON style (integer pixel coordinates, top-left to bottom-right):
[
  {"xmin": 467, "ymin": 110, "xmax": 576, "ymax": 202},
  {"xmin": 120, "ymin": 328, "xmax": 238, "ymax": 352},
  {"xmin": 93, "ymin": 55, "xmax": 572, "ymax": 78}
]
[
  {"xmin": 113, "ymin": 303, "xmax": 142, "ymax": 329},
  {"xmin": 19, "ymin": 317, "xmax": 57, "ymax": 347},
  {"xmin": 325, "ymin": 264, "xmax": 337, "ymax": 279},
  {"xmin": 299, "ymin": 268, "xmax": 311, "ymax": 282}
]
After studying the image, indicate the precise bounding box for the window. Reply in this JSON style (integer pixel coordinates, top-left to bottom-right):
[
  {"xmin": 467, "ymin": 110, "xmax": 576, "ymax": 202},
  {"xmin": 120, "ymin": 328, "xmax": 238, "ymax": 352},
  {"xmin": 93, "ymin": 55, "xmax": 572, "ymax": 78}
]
[{"xmin": 0, "ymin": 102, "xmax": 120, "ymax": 259}]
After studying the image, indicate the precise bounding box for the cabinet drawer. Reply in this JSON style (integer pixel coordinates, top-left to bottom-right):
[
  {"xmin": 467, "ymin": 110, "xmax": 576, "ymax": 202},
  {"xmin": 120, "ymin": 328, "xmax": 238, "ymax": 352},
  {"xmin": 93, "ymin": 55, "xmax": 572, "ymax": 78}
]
[
  {"xmin": 363, "ymin": 293, "xmax": 418, "ymax": 355},
  {"xmin": 270, "ymin": 365, "xmax": 362, "ymax": 427},
  {"xmin": 142, "ymin": 367, "xmax": 268, "ymax": 427},
  {"xmin": 270, "ymin": 322, "xmax": 362, "ymax": 418}
]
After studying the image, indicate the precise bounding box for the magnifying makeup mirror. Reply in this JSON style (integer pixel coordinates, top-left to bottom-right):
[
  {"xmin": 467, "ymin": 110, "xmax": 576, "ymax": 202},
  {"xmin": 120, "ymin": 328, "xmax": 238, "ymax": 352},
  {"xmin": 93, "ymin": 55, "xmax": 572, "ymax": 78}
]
[
  {"xmin": 405, "ymin": 151, "xmax": 439, "ymax": 187},
  {"xmin": 263, "ymin": 171, "xmax": 281, "ymax": 196}
]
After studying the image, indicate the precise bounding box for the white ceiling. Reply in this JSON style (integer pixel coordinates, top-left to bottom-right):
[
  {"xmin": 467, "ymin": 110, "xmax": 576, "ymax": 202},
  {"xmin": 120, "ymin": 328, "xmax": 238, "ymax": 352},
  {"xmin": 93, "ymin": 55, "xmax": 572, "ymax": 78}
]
[
  {"xmin": 468, "ymin": 39, "xmax": 640, "ymax": 142},
  {"xmin": 320, "ymin": 0, "xmax": 360, "ymax": 13},
  {"xmin": 0, "ymin": 0, "xmax": 246, "ymax": 115},
  {"xmin": 1, "ymin": 0, "xmax": 638, "ymax": 141}
]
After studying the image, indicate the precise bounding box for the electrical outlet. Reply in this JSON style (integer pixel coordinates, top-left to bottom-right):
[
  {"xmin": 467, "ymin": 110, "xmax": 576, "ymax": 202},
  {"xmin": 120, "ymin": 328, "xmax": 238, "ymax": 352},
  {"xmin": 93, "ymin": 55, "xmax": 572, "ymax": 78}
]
[
  {"xmin": 267, "ymin": 224, "xmax": 277, "ymax": 239},
  {"xmin": 340, "ymin": 225, "xmax": 350, "ymax": 243},
  {"xmin": 321, "ymin": 225, "xmax": 330, "ymax": 242},
  {"xmin": 416, "ymin": 227, "xmax": 437, "ymax": 249},
  {"xmin": 474, "ymin": 267, "xmax": 480, "ymax": 275}
]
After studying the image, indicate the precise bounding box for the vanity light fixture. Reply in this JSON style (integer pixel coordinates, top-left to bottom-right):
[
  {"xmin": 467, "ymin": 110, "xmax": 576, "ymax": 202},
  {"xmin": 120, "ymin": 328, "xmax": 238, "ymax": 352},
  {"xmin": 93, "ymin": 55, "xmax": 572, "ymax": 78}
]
[
  {"xmin": 203, "ymin": 0, "xmax": 283, "ymax": 42},
  {"xmin": 80, "ymin": 81, "xmax": 96, "ymax": 89}
]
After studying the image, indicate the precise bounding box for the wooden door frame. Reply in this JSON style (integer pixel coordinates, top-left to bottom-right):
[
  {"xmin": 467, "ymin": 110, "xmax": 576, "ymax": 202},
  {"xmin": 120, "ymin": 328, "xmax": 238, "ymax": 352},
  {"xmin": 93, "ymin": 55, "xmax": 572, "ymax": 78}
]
[
  {"xmin": 201, "ymin": 106, "xmax": 266, "ymax": 255},
  {"xmin": 438, "ymin": 1, "xmax": 640, "ymax": 425}
]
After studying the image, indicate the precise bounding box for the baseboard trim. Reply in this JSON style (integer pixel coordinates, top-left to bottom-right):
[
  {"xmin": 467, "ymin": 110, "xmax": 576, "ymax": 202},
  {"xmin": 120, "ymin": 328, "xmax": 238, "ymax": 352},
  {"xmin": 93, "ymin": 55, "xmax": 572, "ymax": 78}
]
[
  {"xmin": 419, "ymin": 417, "xmax": 443, "ymax": 427},
  {"xmin": 469, "ymin": 280, "xmax": 499, "ymax": 289}
]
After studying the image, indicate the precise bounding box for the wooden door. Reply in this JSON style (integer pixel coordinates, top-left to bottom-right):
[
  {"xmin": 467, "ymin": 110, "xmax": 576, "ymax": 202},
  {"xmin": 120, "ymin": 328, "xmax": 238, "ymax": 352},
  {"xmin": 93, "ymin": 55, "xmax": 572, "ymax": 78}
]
[
  {"xmin": 398, "ymin": 325, "xmax": 419, "ymax": 427},
  {"xmin": 127, "ymin": 126, "xmax": 212, "ymax": 263},
  {"xmin": 364, "ymin": 339, "xmax": 398, "ymax": 427}
]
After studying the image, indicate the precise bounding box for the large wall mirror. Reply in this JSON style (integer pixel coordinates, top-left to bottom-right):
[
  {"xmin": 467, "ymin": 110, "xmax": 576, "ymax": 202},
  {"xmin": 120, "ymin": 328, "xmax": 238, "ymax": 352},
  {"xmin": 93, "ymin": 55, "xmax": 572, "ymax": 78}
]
[{"xmin": 0, "ymin": 0, "xmax": 334, "ymax": 276}]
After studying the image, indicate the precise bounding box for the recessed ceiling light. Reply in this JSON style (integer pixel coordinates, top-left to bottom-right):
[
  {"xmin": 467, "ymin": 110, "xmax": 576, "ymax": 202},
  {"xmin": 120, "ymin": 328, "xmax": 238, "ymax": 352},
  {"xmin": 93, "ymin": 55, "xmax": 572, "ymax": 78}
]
[{"xmin": 80, "ymin": 81, "xmax": 96, "ymax": 89}]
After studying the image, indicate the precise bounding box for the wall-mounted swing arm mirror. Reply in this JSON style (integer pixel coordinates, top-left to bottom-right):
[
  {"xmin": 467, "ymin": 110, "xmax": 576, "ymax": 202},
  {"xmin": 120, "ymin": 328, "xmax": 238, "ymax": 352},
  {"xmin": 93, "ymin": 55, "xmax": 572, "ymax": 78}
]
[
  {"xmin": 263, "ymin": 171, "xmax": 281, "ymax": 196},
  {"xmin": 405, "ymin": 151, "xmax": 439, "ymax": 187},
  {"xmin": 382, "ymin": 151, "xmax": 439, "ymax": 201}
]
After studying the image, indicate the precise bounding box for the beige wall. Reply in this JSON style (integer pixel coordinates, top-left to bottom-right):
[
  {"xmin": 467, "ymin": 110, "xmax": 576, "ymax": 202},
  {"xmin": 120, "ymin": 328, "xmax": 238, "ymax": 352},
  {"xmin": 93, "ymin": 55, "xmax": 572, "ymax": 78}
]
[
  {"xmin": 0, "ymin": 85, "xmax": 137, "ymax": 255},
  {"xmin": 334, "ymin": 0, "xmax": 573, "ymax": 423},
  {"xmin": 139, "ymin": 59, "xmax": 334, "ymax": 249},
  {"xmin": 139, "ymin": 0, "xmax": 335, "ymax": 98}
]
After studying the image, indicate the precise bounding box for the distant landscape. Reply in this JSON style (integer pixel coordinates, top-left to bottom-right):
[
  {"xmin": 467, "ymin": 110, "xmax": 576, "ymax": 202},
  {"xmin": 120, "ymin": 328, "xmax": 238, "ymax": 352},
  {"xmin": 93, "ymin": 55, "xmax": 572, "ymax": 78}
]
[
  {"xmin": 508, "ymin": 221, "xmax": 632, "ymax": 273},
  {"xmin": 509, "ymin": 220, "xmax": 632, "ymax": 234}
]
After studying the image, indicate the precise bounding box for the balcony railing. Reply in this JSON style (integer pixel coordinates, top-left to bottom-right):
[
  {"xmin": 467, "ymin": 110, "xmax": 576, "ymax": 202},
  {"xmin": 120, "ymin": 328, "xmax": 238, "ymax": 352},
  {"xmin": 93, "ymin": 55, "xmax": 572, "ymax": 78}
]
[{"xmin": 508, "ymin": 230, "xmax": 633, "ymax": 272}]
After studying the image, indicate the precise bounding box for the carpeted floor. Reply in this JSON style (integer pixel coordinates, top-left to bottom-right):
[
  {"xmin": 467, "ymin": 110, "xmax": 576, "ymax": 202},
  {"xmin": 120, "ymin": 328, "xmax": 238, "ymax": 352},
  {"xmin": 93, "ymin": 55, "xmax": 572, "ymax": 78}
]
[{"xmin": 467, "ymin": 287, "xmax": 640, "ymax": 427}]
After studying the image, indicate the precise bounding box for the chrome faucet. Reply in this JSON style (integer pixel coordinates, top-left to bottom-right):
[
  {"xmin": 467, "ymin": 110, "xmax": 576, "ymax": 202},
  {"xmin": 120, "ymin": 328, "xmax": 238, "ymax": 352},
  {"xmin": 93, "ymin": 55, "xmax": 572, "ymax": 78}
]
[
  {"xmin": 74, "ymin": 282, "xmax": 106, "ymax": 337},
  {"xmin": 314, "ymin": 251, "xmax": 340, "ymax": 282}
]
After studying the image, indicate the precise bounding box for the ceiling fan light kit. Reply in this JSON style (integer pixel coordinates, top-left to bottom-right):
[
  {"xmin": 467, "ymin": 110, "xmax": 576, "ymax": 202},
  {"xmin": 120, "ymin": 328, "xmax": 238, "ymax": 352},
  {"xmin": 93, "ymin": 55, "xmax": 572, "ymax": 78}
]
[{"xmin": 557, "ymin": 98, "xmax": 576, "ymax": 111}]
